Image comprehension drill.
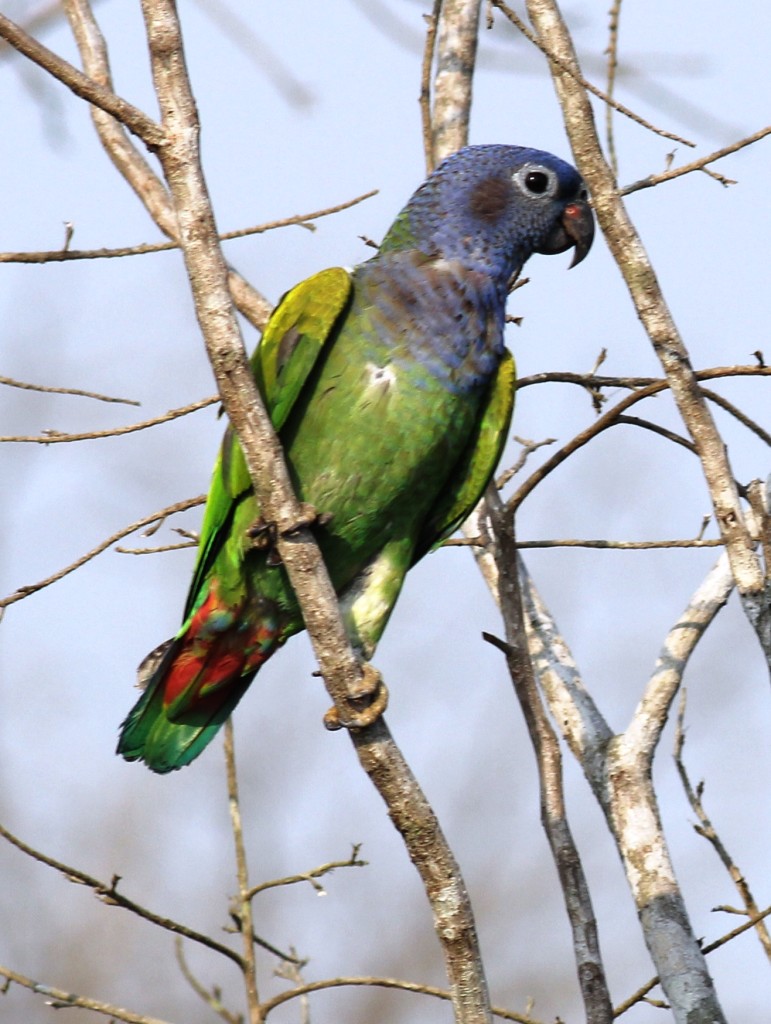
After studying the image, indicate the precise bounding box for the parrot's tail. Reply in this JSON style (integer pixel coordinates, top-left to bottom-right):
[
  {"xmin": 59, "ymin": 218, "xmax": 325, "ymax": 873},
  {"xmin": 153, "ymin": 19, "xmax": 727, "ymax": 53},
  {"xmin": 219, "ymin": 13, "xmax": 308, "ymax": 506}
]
[{"xmin": 117, "ymin": 589, "xmax": 282, "ymax": 773}]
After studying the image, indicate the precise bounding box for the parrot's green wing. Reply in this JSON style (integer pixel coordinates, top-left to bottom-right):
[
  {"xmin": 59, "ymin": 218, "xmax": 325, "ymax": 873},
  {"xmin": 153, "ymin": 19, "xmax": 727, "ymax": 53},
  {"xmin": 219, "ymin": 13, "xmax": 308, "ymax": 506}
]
[
  {"xmin": 413, "ymin": 349, "xmax": 516, "ymax": 563},
  {"xmin": 183, "ymin": 268, "xmax": 353, "ymax": 619}
]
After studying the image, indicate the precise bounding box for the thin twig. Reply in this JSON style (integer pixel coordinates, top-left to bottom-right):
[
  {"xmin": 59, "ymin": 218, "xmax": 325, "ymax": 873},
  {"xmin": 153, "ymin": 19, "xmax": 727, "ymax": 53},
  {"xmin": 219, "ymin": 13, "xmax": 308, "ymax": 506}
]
[
  {"xmin": 174, "ymin": 938, "xmax": 242, "ymax": 1024},
  {"xmin": 245, "ymin": 846, "xmax": 367, "ymax": 901},
  {"xmin": 116, "ymin": 541, "xmax": 197, "ymax": 555},
  {"xmin": 0, "ymin": 963, "xmax": 173, "ymax": 1024},
  {"xmin": 700, "ymin": 387, "xmax": 771, "ymax": 449},
  {"xmin": 0, "ymin": 374, "xmax": 139, "ymax": 405},
  {"xmin": 0, "ymin": 395, "xmax": 217, "ymax": 444},
  {"xmin": 621, "ymin": 125, "xmax": 771, "ymax": 195},
  {"xmin": 674, "ymin": 693, "xmax": 771, "ymax": 961},
  {"xmin": 0, "ymin": 188, "xmax": 379, "ymax": 265},
  {"xmin": 507, "ymin": 378, "xmax": 675, "ymax": 512},
  {"xmin": 516, "ymin": 365, "xmax": 771, "ymax": 392},
  {"xmin": 490, "ymin": 0, "xmax": 695, "ymax": 148},
  {"xmin": 223, "ymin": 721, "xmax": 262, "ymax": 1024},
  {"xmin": 495, "ymin": 436, "xmax": 556, "ymax": 489},
  {"xmin": 513, "ymin": 537, "xmax": 723, "ymax": 550},
  {"xmin": 508, "ymin": 370, "xmax": 771, "ymax": 513},
  {"xmin": 0, "ymin": 822, "xmax": 243, "ymax": 968},
  {"xmin": 260, "ymin": 974, "xmax": 545, "ymax": 1024},
  {"xmin": 0, "ymin": 496, "xmax": 205, "ymax": 610},
  {"xmin": 604, "ymin": 0, "xmax": 623, "ymax": 178}
]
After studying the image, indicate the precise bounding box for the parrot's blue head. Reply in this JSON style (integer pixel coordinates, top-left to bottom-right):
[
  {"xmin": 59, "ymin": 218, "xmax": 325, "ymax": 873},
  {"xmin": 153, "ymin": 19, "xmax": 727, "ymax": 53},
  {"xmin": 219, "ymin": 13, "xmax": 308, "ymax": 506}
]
[{"xmin": 385, "ymin": 144, "xmax": 594, "ymax": 279}]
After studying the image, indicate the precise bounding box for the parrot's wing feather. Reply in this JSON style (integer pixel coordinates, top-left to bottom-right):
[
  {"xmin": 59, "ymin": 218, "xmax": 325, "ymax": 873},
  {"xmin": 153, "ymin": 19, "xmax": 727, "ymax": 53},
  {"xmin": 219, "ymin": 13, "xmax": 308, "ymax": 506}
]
[
  {"xmin": 413, "ymin": 349, "xmax": 516, "ymax": 562},
  {"xmin": 183, "ymin": 268, "xmax": 353, "ymax": 619},
  {"xmin": 253, "ymin": 266, "xmax": 353, "ymax": 431}
]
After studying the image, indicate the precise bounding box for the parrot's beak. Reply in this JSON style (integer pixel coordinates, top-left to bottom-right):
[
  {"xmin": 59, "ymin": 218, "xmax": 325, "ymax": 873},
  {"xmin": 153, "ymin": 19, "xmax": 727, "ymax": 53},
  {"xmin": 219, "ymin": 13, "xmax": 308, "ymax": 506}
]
[
  {"xmin": 562, "ymin": 199, "xmax": 594, "ymax": 268},
  {"xmin": 536, "ymin": 198, "xmax": 595, "ymax": 268}
]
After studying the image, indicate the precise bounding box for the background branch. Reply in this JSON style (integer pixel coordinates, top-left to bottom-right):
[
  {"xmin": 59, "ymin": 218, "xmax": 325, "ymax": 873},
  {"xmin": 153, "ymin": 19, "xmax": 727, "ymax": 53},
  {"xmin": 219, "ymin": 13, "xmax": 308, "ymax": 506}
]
[{"xmin": 522, "ymin": 0, "xmax": 770, "ymax": 664}]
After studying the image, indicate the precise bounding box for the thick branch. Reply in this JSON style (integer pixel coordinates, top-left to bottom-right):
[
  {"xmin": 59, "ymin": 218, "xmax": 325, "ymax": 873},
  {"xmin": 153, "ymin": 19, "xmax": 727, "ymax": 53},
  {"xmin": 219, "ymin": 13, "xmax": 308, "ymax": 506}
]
[
  {"xmin": 138, "ymin": 4, "xmax": 489, "ymax": 1021},
  {"xmin": 485, "ymin": 492, "xmax": 613, "ymax": 1024},
  {"xmin": 432, "ymin": 0, "xmax": 482, "ymax": 161},
  {"xmin": 523, "ymin": 0, "xmax": 769, "ymax": 662},
  {"xmin": 521, "ymin": 553, "xmax": 734, "ymax": 1024}
]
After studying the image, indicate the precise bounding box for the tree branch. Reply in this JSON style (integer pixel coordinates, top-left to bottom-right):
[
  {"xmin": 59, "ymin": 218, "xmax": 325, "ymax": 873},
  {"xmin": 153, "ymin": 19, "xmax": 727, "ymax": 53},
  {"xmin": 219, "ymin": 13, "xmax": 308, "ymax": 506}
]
[
  {"xmin": 0, "ymin": 496, "xmax": 205, "ymax": 611},
  {"xmin": 520, "ymin": 551, "xmax": 735, "ymax": 1023},
  {"xmin": 62, "ymin": 0, "xmax": 272, "ymax": 330},
  {"xmin": 0, "ymin": 12, "xmax": 163, "ymax": 147},
  {"xmin": 136, "ymin": 4, "xmax": 491, "ymax": 1022},
  {"xmin": 483, "ymin": 491, "xmax": 613, "ymax": 1024},
  {"xmin": 522, "ymin": 0, "xmax": 769, "ymax": 669},
  {"xmin": 0, "ymin": 821, "xmax": 243, "ymax": 968}
]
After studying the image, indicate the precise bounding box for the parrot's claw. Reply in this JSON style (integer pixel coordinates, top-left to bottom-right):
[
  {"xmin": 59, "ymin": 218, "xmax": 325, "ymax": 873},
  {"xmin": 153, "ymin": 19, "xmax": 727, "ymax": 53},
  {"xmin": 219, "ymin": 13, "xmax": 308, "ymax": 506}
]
[
  {"xmin": 247, "ymin": 506, "xmax": 332, "ymax": 560},
  {"xmin": 281, "ymin": 502, "xmax": 333, "ymax": 537},
  {"xmin": 323, "ymin": 664, "xmax": 389, "ymax": 732}
]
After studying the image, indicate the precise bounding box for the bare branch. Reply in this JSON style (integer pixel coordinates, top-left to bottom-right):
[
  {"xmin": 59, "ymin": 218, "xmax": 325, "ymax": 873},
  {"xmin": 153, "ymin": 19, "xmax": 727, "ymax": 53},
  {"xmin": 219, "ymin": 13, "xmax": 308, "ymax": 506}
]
[
  {"xmin": 521, "ymin": 550, "xmax": 735, "ymax": 1022},
  {"xmin": 621, "ymin": 125, "xmax": 771, "ymax": 196},
  {"xmin": 136, "ymin": 7, "xmax": 492, "ymax": 1023},
  {"xmin": 507, "ymin": 378, "xmax": 682, "ymax": 513},
  {"xmin": 245, "ymin": 846, "xmax": 367, "ymax": 901},
  {"xmin": 174, "ymin": 939, "xmax": 241, "ymax": 1024},
  {"xmin": 490, "ymin": 0, "xmax": 695, "ymax": 148},
  {"xmin": 0, "ymin": 13, "xmax": 163, "ymax": 147},
  {"xmin": 625, "ymin": 554, "xmax": 734, "ymax": 757},
  {"xmin": 516, "ymin": 365, "xmax": 771, "ymax": 392},
  {"xmin": 0, "ymin": 188, "xmax": 379, "ymax": 265},
  {"xmin": 432, "ymin": 0, "xmax": 483, "ymax": 161},
  {"xmin": 260, "ymin": 974, "xmax": 545, "ymax": 1024},
  {"xmin": 0, "ymin": 496, "xmax": 205, "ymax": 610},
  {"xmin": 420, "ymin": 0, "xmax": 442, "ymax": 173},
  {"xmin": 0, "ymin": 395, "xmax": 217, "ymax": 444},
  {"xmin": 484, "ymin": 490, "xmax": 613, "ymax": 1024},
  {"xmin": 0, "ymin": 374, "xmax": 139, "ymax": 405},
  {"xmin": 674, "ymin": 695, "xmax": 771, "ymax": 961},
  {"xmin": 514, "ymin": 537, "xmax": 723, "ymax": 551},
  {"xmin": 0, "ymin": 821, "xmax": 243, "ymax": 968},
  {"xmin": 0, "ymin": 963, "xmax": 173, "ymax": 1024},
  {"xmin": 116, "ymin": 541, "xmax": 197, "ymax": 555},
  {"xmin": 223, "ymin": 721, "xmax": 262, "ymax": 1023},
  {"xmin": 522, "ymin": 0, "xmax": 768, "ymax": 668},
  {"xmin": 63, "ymin": 0, "xmax": 272, "ymax": 330},
  {"xmin": 604, "ymin": 0, "xmax": 623, "ymax": 177},
  {"xmin": 613, "ymin": 905, "xmax": 771, "ymax": 1017}
]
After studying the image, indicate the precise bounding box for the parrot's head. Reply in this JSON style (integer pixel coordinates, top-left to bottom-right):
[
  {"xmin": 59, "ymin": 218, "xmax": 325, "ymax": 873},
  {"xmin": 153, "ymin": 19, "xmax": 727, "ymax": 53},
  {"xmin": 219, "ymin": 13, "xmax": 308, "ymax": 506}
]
[{"xmin": 383, "ymin": 144, "xmax": 594, "ymax": 279}]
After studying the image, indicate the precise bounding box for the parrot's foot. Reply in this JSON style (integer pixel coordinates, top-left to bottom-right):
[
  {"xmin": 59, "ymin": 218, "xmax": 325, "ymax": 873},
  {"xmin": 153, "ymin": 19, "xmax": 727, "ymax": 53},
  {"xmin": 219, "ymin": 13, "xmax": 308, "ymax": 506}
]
[
  {"xmin": 247, "ymin": 505, "xmax": 332, "ymax": 566},
  {"xmin": 323, "ymin": 664, "xmax": 389, "ymax": 732},
  {"xmin": 282, "ymin": 502, "xmax": 333, "ymax": 536}
]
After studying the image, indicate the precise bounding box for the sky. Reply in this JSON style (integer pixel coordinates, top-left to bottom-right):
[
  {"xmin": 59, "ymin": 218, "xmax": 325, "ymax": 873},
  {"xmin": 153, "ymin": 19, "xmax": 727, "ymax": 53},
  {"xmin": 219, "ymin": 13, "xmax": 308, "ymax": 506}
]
[{"xmin": 2, "ymin": 2, "xmax": 770, "ymax": 1022}]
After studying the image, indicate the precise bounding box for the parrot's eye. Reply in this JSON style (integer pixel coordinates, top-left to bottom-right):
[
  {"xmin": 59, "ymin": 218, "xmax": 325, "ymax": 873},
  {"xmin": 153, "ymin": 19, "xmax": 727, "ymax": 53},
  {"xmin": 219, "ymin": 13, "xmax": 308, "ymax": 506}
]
[{"xmin": 513, "ymin": 164, "xmax": 559, "ymax": 200}]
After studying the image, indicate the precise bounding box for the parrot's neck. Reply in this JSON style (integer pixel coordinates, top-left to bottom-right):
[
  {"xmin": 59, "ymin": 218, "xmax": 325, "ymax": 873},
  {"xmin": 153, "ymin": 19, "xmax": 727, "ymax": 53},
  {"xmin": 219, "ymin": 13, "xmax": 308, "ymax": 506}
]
[{"xmin": 355, "ymin": 251, "xmax": 509, "ymax": 395}]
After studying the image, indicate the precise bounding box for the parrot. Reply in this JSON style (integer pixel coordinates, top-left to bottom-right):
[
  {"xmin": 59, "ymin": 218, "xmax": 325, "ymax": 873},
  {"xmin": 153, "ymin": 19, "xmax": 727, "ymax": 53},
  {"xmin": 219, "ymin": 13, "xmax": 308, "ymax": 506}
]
[{"xmin": 118, "ymin": 144, "xmax": 593, "ymax": 773}]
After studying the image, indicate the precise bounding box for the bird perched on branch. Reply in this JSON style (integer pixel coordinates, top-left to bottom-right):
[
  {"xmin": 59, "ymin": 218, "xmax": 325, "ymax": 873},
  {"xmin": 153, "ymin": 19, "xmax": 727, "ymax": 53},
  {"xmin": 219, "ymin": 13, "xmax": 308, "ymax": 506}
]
[{"xmin": 118, "ymin": 144, "xmax": 593, "ymax": 772}]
